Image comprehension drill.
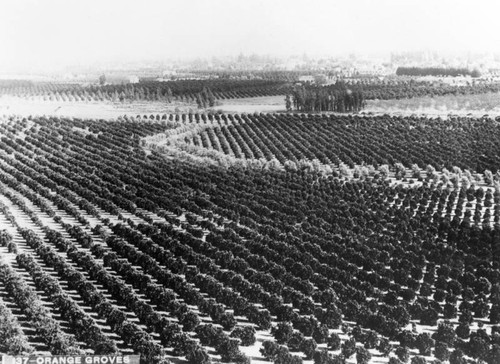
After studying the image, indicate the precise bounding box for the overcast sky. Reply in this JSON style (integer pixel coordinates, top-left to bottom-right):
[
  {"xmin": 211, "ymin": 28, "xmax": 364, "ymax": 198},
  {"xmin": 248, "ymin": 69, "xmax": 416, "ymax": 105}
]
[{"xmin": 1, "ymin": 0, "xmax": 500, "ymax": 73}]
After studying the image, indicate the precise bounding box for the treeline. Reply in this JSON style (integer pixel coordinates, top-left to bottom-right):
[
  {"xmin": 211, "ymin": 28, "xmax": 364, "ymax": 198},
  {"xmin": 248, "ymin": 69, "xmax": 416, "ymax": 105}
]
[
  {"xmin": 396, "ymin": 67, "xmax": 481, "ymax": 77},
  {"xmin": 4, "ymin": 73, "xmax": 500, "ymax": 106},
  {"xmin": 0, "ymin": 79, "xmax": 34, "ymax": 88},
  {"xmin": 0, "ymin": 79, "xmax": 287, "ymax": 103},
  {"xmin": 287, "ymin": 83, "xmax": 365, "ymax": 112},
  {"xmin": 135, "ymin": 78, "xmax": 286, "ymax": 96},
  {"xmin": 330, "ymin": 80, "xmax": 500, "ymax": 101}
]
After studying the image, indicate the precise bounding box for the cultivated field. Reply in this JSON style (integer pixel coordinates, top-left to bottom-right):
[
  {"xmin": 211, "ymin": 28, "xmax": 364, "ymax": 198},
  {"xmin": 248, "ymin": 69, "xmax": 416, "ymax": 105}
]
[{"xmin": 0, "ymin": 112, "xmax": 499, "ymax": 364}]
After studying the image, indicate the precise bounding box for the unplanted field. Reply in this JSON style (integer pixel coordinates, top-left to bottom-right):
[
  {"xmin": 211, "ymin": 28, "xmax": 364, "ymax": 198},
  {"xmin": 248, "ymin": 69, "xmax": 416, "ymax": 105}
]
[
  {"xmin": 0, "ymin": 95, "xmax": 286, "ymax": 120},
  {"xmin": 0, "ymin": 96, "xmax": 200, "ymax": 119},
  {"xmin": 210, "ymin": 96, "xmax": 286, "ymax": 113},
  {"xmin": 365, "ymin": 92, "xmax": 500, "ymax": 117}
]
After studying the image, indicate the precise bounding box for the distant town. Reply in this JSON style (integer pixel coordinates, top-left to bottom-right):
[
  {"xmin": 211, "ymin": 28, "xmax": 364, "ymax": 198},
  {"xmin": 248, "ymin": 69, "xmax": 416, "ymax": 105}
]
[{"xmin": 3, "ymin": 51, "xmax": 500, "ymax": 85}]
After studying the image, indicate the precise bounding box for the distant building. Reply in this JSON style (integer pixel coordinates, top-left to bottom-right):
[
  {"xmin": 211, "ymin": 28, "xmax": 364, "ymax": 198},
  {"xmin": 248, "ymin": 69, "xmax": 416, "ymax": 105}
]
[
  {"xmin": 298, "ymin": 75, "xmax": 314, "ymax": 83},
  {"xmin": 128, "ymin": 75, "xmax": 139, "ymax": 84},
  {"xmin": 162, "ymin": 70, "xmax": 177, "ymax": 77}
]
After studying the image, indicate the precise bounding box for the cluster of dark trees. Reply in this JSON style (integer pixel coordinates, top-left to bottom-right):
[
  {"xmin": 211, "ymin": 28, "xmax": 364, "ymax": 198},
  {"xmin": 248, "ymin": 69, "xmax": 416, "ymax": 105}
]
[
  {"xmin": 287, "ymin": 83, "xmax": 365, "ymax": 112},
  {"xmin": 396, "ymin": 67, "xmax": 481, "ymax": 77}
]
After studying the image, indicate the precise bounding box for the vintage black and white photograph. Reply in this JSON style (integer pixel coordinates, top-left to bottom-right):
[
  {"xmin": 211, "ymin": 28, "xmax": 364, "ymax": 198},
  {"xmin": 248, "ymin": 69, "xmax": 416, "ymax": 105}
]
[{"xmin": 1, "ymin": 0, "xmax": 500, "ymax": 363}]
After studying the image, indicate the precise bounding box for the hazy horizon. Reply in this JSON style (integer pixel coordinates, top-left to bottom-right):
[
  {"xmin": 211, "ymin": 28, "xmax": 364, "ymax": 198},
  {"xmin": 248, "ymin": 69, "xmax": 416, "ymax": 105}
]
[{"xmin": 1, "ymin": 0, "xmax": 500, "ymax": 74}]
